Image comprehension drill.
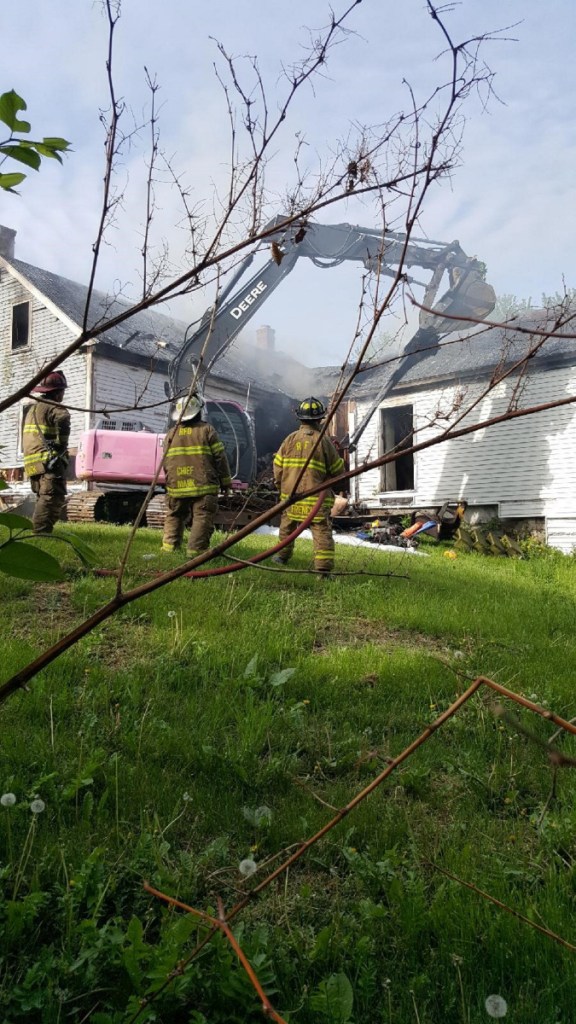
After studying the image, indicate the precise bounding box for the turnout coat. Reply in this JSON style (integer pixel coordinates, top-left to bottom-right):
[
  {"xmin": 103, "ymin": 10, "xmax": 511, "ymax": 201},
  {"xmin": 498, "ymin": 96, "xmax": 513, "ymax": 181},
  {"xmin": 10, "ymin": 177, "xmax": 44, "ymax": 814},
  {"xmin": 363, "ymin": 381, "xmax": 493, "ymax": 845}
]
[
  {"xmin": 163, "ymin": 420, "xmax": 232, "ymax": 498},
  {"xmin": 273, "ymin": 424, "xmax": 344, "ymax": 521},
  {"xmin": 22, "ymin": 400, "xmax": 70, "ymax": 479}
]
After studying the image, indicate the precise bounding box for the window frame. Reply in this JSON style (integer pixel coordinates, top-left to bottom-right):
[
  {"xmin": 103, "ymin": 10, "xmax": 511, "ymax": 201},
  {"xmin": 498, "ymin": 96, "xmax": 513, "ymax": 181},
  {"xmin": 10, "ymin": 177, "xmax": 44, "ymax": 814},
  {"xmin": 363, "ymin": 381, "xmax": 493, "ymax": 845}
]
[
  {"xmin": 11, "ymin": 300, "xmax": 31, "ymax": 351},
  {"xmin": 379, "ymin": 403, "xmax": 415, "ymax": 493}
]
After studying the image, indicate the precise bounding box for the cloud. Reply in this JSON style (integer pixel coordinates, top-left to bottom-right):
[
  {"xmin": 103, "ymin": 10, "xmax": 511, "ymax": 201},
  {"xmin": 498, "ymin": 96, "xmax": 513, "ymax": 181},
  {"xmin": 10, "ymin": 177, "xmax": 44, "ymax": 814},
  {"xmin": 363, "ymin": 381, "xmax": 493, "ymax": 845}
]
[{"xmin": 2, "ymin": 0, "xmax": 575, "ymax": 367}]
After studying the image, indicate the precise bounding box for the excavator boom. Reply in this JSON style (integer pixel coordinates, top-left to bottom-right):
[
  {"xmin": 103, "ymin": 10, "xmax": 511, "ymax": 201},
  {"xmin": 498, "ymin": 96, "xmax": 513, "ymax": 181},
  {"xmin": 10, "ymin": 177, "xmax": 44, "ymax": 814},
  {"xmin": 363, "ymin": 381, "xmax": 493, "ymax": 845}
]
[{"xmin": 169, "ymin": 217, "xmax": 495, "ymax": 413}]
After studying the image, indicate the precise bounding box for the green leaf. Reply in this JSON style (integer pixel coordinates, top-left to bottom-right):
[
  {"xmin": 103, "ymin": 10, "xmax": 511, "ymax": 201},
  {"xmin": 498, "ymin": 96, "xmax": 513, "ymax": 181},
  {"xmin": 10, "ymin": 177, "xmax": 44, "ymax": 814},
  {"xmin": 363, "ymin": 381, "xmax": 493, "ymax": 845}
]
[
  {"xmin": 310, "ymin": 925, "xmax": 333, "ymax": 961},
  {"xmin": 43, "ymin": 529, "xmax": 98, "ymax": 567},
  {"xmin": 0, "ymin": 90, "xmax": 31, "ymax": 132},
  {"xmin": 33, "ymin": 137, "xmax": 71, "ymax": 162},
  {"xmin": 0, "ymin": 144, "xmax": 41, "ymax": 170},
  {"xmin": 0, "ymin": 540, "xmax": 64, "ymax": 581},
  {"xmin": 269, "ymin": 667, "xmax": 296, "ymax": 688},
  {"xmin": 310, "ymin": 973, "xmax": 354, "ymax": 1023},
  {"xmin": 0, "ymin": 479, "xmax": 8, "ymax": 491},
  {"xmin": 40, "ymin": 136, "xmax": 71, "ymax": 150},
  {"xmin": 0, "ymin": 171, "xmax": 26, "ymax": 193},
  {"xmin": 244, "ymin": 654, "xmax": 259, "ymax": 678},
  {"xmin": 0, "ymin": 511, "xmax": 34, "ymax": 531}
]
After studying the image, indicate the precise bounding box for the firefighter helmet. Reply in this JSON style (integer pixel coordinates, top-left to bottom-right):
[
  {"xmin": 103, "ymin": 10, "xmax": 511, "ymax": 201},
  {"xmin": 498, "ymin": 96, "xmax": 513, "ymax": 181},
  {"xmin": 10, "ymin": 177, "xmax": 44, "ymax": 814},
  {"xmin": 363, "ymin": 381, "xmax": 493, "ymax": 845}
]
[
  {"xmin": 296, "ymin": 396, "xmax": 326, "ymax": 421},
  {"xmin": 172, "ymin": 393, "xmax": 205, "ymax": 422},
  {"xmin": 32, "ymin": 371, "xmax": 68, "ymax": 394}
]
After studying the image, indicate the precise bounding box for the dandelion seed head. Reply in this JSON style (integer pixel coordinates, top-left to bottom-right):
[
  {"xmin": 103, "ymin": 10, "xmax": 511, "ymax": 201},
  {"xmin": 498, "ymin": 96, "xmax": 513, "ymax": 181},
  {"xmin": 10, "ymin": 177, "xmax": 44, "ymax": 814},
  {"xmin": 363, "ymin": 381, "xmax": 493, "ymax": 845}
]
[
  {"xmin": 1, "ymin": 793, "xmax": 16, "ymax": 807},
  {"xmin": 30, "ymin": 799, "xmax": 45, "ymax": 814},
  {"xmin": 167, "ymin": 610, "xmax": 177, "ymax": 619},
  {"xmin": 485, "ymin": 994, "xmax": 507, "ymax": 1018},
  {"xmin": 238, "ymin": 858, "xmax": 257, "ymax": 877},
  {"xmin": 254, "ymin": 805, "xmax": 272, "ymax": 825},
  {"xmin": 183, "ymin": 792, "xmax": 191, "ymax": 802}
]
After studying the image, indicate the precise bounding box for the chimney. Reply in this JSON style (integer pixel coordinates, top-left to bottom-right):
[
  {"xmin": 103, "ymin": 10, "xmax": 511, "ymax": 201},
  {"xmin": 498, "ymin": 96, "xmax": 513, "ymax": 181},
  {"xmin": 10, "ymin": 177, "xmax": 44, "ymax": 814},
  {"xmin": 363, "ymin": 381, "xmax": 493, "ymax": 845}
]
[
  {"xmin": 0, "ymin": 226, "xmax": 16, "ymax": 260},
  {"xmin": 256, "ymin": 324, "xmax": 275, "ymax": 351}
]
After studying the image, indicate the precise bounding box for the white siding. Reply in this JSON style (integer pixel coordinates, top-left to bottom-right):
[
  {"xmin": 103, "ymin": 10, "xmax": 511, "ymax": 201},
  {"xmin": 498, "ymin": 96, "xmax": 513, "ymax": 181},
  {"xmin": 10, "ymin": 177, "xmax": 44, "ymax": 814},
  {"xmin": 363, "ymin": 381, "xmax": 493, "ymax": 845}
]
[
  {"xmin": 0, "ymin": 274, "xmax": 86, "ymax": 473},
  {"xmin": 546, "ymin": 518, "xmax": 576, "ymax": 554},
  {"xmin": 91, "ymin": 360, "xmax": 257, "ymax": 433},
  {"xmin": 92, "ymin": 358, "xmax": 169, "ymax": 432},
  {"xmin": 353, "ymin": 364, "xmax": 576, "ymax": 516}
]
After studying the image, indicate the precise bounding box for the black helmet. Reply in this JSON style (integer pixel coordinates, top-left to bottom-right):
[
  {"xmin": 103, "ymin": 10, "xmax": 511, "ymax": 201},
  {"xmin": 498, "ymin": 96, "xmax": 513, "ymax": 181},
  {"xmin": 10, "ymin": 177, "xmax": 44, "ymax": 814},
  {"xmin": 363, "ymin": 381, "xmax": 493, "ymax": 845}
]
[{"xmin": 296, "ymin": 396, "xmax": 326, "ymax": 421}]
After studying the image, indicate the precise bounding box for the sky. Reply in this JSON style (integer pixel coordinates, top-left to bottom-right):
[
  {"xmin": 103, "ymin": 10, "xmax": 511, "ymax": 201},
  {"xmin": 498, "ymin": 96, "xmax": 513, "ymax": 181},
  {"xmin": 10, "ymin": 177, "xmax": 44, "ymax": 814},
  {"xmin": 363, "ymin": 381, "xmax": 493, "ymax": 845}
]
[{"xmin": 1, "ymin": 0, "xmax": 575, "ymax": 366}]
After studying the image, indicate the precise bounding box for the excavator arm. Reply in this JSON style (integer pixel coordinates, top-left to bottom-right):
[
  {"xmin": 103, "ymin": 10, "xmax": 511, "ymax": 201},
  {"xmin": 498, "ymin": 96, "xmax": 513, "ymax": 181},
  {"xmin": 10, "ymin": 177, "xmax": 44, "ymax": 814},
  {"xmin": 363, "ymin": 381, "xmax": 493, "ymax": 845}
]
[{"xmin": 169, "ymin": 215, "xmax": 495, "ymax": 437}]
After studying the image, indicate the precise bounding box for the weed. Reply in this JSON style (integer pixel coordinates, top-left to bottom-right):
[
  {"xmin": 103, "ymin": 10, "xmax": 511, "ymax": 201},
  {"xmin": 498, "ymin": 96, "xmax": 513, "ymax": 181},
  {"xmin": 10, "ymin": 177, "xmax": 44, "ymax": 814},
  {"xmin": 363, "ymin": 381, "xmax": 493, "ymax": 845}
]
[{"xmin": 0, "ymin": 524, "xmax": 575, "ymax": 1020}]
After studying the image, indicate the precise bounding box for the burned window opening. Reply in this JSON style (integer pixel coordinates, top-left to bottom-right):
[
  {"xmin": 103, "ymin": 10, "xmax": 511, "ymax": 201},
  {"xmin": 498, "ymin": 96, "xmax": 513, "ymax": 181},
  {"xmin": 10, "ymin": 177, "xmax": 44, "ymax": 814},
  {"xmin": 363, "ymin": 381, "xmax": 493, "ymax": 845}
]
[
  {"xmin": 380, "ymin": 404, "xmax": 414, "ymax": 492},
  {"xmin": 12, "ymin": 302, "xmax": 30, "ymax": 350}
]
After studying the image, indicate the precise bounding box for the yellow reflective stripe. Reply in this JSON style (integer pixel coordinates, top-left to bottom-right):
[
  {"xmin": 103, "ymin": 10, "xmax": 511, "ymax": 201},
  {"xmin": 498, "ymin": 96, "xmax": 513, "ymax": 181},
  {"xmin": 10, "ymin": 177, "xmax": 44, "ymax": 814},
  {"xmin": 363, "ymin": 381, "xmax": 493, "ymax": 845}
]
[
  {"xmin": 280, "ymin": 495, "xmax": 332, "ymax": 522},
  {"xmin": 328, "ymin": 457, "xmax": 345, "ymax": 474},
  {"xmin": 23, "ymin": 451, "xmax": 48, "ymax": 465},
  {"xmin": 23, "ymin": 424, "xmax": 58, "ymax": 436},
  {"xmin": 280, "ymin": 492, "xmax": 331, "ymax": 505},
  {"xmin": 165, "ymin": 445, "xmax": 214, "ymax": 456},
  {"xmin": 276, "ymin": 457, "xmax": 327, "ymax": 472},
  {"xmin": 166, "ymin": 484, "xmax": 218, "ymax": 496},
  {"xmin": 209, "ymin": 441, "xmax": 225, "ymax": 453},
  {"xmin": 314, "ymin": 550, "xmax": 334, "ymax": 556}
]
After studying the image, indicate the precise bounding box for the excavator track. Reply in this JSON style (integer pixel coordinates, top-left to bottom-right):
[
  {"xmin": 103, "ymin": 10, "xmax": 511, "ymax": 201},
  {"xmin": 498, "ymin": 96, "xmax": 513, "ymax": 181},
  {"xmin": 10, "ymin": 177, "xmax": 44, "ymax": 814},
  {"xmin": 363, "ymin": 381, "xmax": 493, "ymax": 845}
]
[
  {"xmin": 65, "ymin": 490, "xmax": 107, "ymax": 524},
  {"xmin": 145, "ymin": 494, "xmax": 167, "ymax": 531},
  {"xmin": 66, "ymin": 489, "xmax": 156, "ymax": 526},
  {"xmin": 65, "ymin": 489, "xmax": 279, "ymax": 530}
]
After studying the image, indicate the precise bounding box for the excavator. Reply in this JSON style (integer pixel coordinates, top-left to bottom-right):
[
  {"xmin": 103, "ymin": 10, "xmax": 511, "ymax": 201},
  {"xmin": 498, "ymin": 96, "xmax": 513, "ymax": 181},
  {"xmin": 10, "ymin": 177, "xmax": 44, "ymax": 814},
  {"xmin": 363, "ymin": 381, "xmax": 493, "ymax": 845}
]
[
  {"xmin": 168, "ymin": 214, "xmax": 495, "ymax": 406},
  {"xmin": 71, "ymin": 216, "xmax": 496, "ymax": 526}
]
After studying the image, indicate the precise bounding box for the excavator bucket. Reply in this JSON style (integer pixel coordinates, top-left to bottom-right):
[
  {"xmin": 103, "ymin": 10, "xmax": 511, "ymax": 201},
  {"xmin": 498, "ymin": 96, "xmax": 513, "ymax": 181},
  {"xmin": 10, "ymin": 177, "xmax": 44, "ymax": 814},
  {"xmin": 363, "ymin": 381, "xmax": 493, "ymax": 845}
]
[{"xmin": 419, "ymin": 267, "xmax": 496, "ymax": 335}]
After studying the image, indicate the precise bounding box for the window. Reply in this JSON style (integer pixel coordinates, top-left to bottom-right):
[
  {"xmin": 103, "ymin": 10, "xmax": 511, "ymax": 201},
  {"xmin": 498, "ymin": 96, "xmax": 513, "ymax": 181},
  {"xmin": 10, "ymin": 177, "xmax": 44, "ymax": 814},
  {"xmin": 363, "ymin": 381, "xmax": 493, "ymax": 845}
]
[
  {"xmin": 380, "ymin": 404, "xmax": 414, "ymax": 491},
  {"xmin": 12, "ymin": 302, "xmax": 30, "ymax": 349}
]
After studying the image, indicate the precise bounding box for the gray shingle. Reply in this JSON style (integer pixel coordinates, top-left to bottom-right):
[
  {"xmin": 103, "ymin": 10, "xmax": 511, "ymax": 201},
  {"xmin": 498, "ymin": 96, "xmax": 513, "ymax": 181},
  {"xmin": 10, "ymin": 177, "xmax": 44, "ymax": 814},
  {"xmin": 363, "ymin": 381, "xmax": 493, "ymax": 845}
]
[
  {"xmin": 349, "ymin": 311, "xmax": 576, "ymax": 397},
  {"xmin": 7, "ymin": 257, "xmax": 298, "ymax": 395}
]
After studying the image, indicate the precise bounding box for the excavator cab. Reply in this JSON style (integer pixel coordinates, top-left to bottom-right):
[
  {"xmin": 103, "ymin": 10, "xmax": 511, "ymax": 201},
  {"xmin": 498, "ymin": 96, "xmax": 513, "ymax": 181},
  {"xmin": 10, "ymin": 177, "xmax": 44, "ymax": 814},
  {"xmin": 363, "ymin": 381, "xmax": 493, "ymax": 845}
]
[{"xmin": 204, "ymin": 399, "xmax": 256, "ymax": 485}]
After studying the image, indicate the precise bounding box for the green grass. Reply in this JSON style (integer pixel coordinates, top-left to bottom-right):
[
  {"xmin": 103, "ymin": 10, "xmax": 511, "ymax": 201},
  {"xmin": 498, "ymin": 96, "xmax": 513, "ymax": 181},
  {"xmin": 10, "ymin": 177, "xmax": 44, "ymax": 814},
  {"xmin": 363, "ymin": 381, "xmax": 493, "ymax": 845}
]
[{"xmin": 1, "ymin": 524, "xmax": 575, "ymax": 1023}]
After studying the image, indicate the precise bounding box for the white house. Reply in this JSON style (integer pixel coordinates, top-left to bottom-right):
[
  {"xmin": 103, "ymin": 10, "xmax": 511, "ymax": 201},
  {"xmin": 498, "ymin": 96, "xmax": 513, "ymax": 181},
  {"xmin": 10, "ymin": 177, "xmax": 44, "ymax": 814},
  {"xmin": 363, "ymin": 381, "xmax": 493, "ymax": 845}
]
[
  {"xmin": 0, "ymin": 227, "xmax": 299, "ymax": 512},
  {"xmin": 348, "ymin": 314, "xmax": 576, "ymax": 552}
]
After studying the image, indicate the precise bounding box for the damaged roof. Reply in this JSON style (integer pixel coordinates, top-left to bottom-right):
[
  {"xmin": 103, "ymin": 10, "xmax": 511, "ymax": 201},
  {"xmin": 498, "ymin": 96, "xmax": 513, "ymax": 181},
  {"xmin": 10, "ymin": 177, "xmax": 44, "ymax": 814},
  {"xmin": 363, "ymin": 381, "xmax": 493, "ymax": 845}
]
[
  {"xmin": 349, "ymin": 311, "xmax": 576, "ymax": 398},
  {"xmin": 7, "ymin": 257, "xmax": 186, "ymax": 358},
  {"xmin": 4, "ymin": 256, "xmax": 303, "ymax": 396}
]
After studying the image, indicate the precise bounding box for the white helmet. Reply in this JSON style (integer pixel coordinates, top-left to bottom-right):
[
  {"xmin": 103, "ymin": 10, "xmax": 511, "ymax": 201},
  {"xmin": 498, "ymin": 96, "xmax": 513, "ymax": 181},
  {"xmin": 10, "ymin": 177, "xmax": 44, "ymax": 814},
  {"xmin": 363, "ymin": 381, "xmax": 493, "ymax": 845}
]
[{"xmin": 172, "ymin": 393, "xmax": 205, "ymax": 422}]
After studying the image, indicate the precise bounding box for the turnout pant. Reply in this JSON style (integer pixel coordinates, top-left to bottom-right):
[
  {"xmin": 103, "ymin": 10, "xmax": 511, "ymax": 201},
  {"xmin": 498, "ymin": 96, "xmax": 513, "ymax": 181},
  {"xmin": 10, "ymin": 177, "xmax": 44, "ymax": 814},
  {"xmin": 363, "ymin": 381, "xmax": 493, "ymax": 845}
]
[
  {"xmin": 277, "ymin": 512, "xmax": 335, "ymax": 572},
  {"xmin": 30, "ymin": 473, "xmax": 67, "ymax": 534},
  {"xmin": 162, "ymin": 494, "xmax": 218, "ymax": 554}
]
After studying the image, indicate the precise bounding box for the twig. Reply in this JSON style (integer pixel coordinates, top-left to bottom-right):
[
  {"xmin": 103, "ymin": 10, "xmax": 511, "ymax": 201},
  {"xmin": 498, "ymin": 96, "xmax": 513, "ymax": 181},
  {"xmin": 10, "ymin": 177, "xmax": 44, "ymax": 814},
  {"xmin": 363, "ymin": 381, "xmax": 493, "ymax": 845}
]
[
  {"xmin": 143, "ymin": 883, "xmax": 288, "ymax": 1024},
  {"xmin": 133, "ymin": 676, "xmax": 576, "ymax": 1020},
  {"xmin": 429, "ymin": 861, "xmax": 576, "ymax": 953}
]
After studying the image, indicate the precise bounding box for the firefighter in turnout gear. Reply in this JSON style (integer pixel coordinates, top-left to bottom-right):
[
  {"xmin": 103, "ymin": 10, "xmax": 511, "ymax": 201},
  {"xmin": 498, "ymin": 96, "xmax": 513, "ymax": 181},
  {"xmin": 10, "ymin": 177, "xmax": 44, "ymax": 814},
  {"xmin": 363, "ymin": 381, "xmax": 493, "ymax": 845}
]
[
  {"xmin": 273, "ymin": 397, "xmax": 344, "ymax": 576},
  {"xmin": 23, "ymin": 371, "xmax": 70, "ymax": 534},
  {"xmin": 161, "ymin": 393, "xmax": 232, "ymax": 556}
]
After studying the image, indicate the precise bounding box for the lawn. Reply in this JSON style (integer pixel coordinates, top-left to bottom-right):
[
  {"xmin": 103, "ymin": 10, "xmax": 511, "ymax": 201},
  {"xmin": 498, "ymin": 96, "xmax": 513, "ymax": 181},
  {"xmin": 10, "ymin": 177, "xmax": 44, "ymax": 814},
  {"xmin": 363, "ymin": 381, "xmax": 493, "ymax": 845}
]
[{"xmin": 0, "ymin": 524, "xmax": 575, "ymax": 1023}]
